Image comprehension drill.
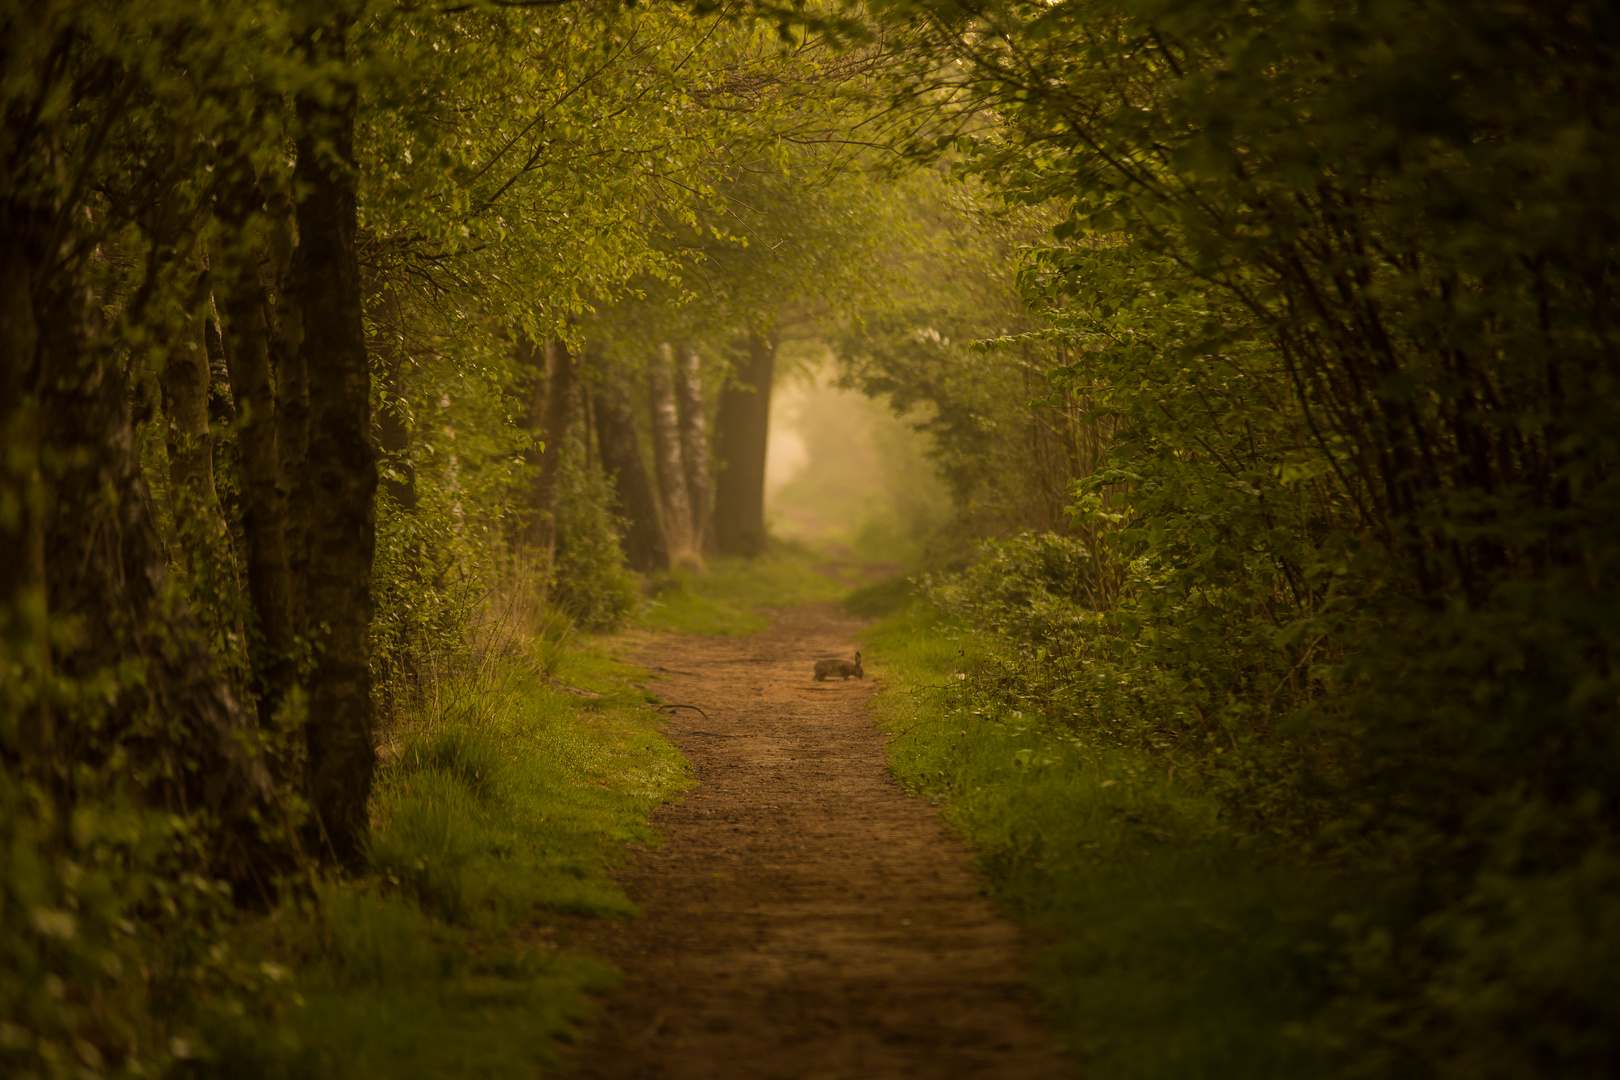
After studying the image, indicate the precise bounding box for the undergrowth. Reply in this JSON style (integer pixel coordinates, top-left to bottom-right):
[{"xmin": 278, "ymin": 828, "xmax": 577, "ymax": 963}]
[
  {"xmin": 34, "ymin": 628, "xmax": 693, "ymax": 1080},
  {"xmin": 864, "ymin": 603, "xmax": 1368, "ymax": 1080},
  {"xmin": 262, "ymin": 638, "xmax": 687, "ymax": 1079}
]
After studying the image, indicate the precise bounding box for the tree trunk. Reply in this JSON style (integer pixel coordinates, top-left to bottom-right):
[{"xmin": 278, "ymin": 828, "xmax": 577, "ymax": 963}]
[
  {"xmin": 648, "ymin": 343, "xmax": 695, "ymax": 565},
  {"xmin": 594, "ymin": 364, "xmax": 669, "ymax": 573},
  {"xmin": 160, "ymin": 293, "xmax": 229, "ymax": 546},
  {"xmin": 290, "ymin": 24, "xmax": 377, "ymax": 868},
  {"xmin": 267, "ymin": 187, "xmax": 309, "ymax": 648},
  {"xmin": 204, "ymin": 303, "xmax": 234, "ymax": 427},
  {"xmin": 217, "ymin": 226, "xmax": 297, "ymax": 735},
  {"xmin": 520, "ymin": 338, "xmax": 579, "ymax": 561},
  {"xmin": 34, "ymin": 245, "xmax": 294, "ymax": 898},
  {"xmin": 203, "ymin": 298, "xmax": 239, "ymax": 527},
  {"xmin": 0, "ymin": 215, "xmax": 52, "ymax": 762},
  {"xmin": 712, "ymin": 329, "xmax": 776, "ymax": 558},
  {"xmin": 674, "ymin": 343, "xmax": 712, "ymax": 557}
]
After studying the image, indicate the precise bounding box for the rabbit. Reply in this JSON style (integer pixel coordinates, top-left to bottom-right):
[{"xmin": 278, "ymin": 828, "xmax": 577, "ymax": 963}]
[{"xmin": 813, "ymin": 652, "xmax": 863, "ymax": 681}]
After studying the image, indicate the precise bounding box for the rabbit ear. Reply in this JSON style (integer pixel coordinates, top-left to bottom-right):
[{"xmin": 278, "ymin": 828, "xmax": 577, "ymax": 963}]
[{"xmin": 854, "ymin": 652, "xmax": 862, "ymax": 661}]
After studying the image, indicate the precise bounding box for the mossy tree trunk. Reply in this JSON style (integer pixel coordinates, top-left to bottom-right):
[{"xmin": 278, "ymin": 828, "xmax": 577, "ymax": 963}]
[
  {"xmin": 269, "ymin": 185, "xmax": 310, "ymax": 656},
  {"xmin": 159, "ymin": 295, "xmax": 229, "ymax": 546},
  {"xmin": 216, "ymin": 193, "xmax": 299, "ymax": 736}
]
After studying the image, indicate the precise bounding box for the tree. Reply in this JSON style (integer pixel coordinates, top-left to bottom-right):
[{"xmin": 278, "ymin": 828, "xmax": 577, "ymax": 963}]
[
  {"xmin": 593, "ymin": 357, "xmax": 672, "ymax": 574},
  {"xmin": 855, "ymin": 0, "xmax": 1620, "ymax": 1069},
  {"xmin": 647, "ymin": 343, "xmax": 698, "ymax": 565},
  {"xmin": 0, "ymin": 0, "xmax": 302, "ymax": 892},
  {"xmin": 518, "ymin": 337, "xmax": 581, "ymax": 569},
  {"xmin": 289, "ymin": 12, "xmax": 378, "ymax": 867},
  {"xmin": 674, "ymin": 343, "xmax": 714, "ymax": 554},
  {"xmin": 712, "ymin": 330, "xmax": 778, "ymax": 557}
]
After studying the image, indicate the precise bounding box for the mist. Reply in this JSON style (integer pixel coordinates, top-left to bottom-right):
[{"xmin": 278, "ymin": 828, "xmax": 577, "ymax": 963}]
[{"xmin": 764, "ymin": 342, "xmax": 948, "ymax": 566}]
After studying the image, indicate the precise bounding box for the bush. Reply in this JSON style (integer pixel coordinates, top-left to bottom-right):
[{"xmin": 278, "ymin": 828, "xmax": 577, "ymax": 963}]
[
  {"xmin": 550, "ymin": 452, "xmax": 639, "ymax": 632},
  {"xmin": 0, "ymin": 769, "xmax": 302, "ymax": 1079},
  {"xmin": 925, "ymin": 532, "xmax": 1106, "ymax": 643}
]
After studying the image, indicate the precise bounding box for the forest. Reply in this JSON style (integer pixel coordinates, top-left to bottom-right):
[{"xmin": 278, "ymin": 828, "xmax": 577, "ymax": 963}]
[{"xmin": 1, "ymin": 0, "xmax": 1616, "ymax": 1077}]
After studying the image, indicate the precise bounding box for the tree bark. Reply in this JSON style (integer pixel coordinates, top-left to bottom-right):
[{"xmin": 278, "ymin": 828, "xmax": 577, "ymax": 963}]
[
  {"xmin": 648, "ymin": 343, "xmax": 695, "ymax": 564},
  {"xmin": 0, "ymin": 214, "xmax": 52, "ymax": 763},
  {"xmin": 204, "ymin": 303, "xmax": 234, "ymax": 425},
  {"xmin": 712, "ymin": 329, "xmax": 776, "ymax": 558},
  {"xmin": 520, "ymin": 338, "xmax": 579, "ymax": 561},
  {"xmin": 217, "ymin": 225, "xmax": 297, "ymax": 735},
  {"xmin": 159, "ymin": 292, "xmax": 229, "ymax": 545},
  {"xmin": 290, "ymin": 24, "xmax": 377, "ymax": 868},
  {"xmin": 674, "ymin": 343, "xmax": 712, "ymax": 557},
  {"xmin": 594, "ymin": 364, "xmax": 669, "ymax": 573},
  {"xmin": 267, "ymin": 187, "xmax": 309, "ymax": 647},
  {"xmin": 203, "ymin": 298, "xmax": 239, "ymax": 525},
  {"xmin": 34, "ymin": 245, "xmax": 294, "ymax": 898}
]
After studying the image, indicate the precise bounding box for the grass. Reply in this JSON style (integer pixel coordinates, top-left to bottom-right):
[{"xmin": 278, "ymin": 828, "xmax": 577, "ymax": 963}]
[
  {"xmin": 196, "ymin": 551, "xmax": 1352, "ymax": 1078},
  {"xmin": 636, "ymin": 542, "xmax": 848, "ymax": 636},
  {"xmin": 211, "ymin": 634, "xmax": 690, "ymax": 1079},
  {"xmin": 226, "ymin": 544, "xmax": 856, "ymax": 1077},
  {"xmin": 862, "ymin": 604, "xmax": 1360, "ymax": 1080},
  {"xmin": 842, "ymin": 574, "xmax": 915, "ymax": 618}
]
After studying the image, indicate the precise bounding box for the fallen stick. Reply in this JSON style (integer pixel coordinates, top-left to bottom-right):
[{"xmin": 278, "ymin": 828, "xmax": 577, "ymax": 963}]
[{"xmin": 656, "ymin": 702, "xmax": 712, "ymax": 720}]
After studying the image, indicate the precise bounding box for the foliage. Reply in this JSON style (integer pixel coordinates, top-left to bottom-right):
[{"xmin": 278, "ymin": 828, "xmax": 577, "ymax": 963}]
[
  {"xmin": 862, "ymin": 603, "xmax": 1357, "ymax": 1079},
  {"xmin": 26, "ymin": 0, "xmax": 1620, "ymax": 1072},
  {"xmin": 0, "ymin": 766, "xmax": 304, "ymax": 1079},
  {"xmin": 809, "ymin": 0, "xmax": 1620, "ymax": 1072},
  {"xmin": 923, "ymin": 529, "xmax": 1341, "ymax": 835},
  {"xmin": 550, "ymin": 449, "xmax": 643, "ymax": 633},
  {"xmin": 830, "ymin": 170, "xmax": 1092, "ymax": 544}
]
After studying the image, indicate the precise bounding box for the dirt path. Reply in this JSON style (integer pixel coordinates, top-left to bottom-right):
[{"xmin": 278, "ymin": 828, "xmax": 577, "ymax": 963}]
[{"xmin": 570, "ymin": 604, "xmax": 1071, "ymax": 1080}]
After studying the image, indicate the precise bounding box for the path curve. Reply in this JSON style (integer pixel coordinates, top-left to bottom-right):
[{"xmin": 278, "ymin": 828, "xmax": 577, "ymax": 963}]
[{"xmin": 572, "ymin": 603, "xmax": 1070, "ymax": 1080}]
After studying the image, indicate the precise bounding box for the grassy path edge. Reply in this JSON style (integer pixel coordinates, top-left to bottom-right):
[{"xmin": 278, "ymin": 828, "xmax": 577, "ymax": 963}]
[
  {"xmin": 861, "ymin": 603, "xmax": 1359, "ymax": 1080},
  {"xmin": 213, "ymin": 638, "xmax": 691, "ymax": 1079}
]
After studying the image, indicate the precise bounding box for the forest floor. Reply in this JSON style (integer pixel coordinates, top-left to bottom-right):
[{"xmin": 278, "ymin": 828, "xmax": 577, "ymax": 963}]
[{"xmin": 567, "ymin": 603, "xmax": 1072, "ymax": 1080}]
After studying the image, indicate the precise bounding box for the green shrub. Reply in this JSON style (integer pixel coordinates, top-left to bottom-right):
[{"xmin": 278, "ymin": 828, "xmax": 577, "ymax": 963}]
[
  {"xmin": 865, "ymin": 604, "xmax": 1356, "ymax": 1079},
  {"xmin": 551, "ymin": 452, "xmax": 640, "ymax": 632},
  {"xmin": 0, "ymin": 769, "xmax": 303, "ymax": 1080},
  {"xmin": 925, "ymin": 532, "xmax": 1106, "ymax": 642}
]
